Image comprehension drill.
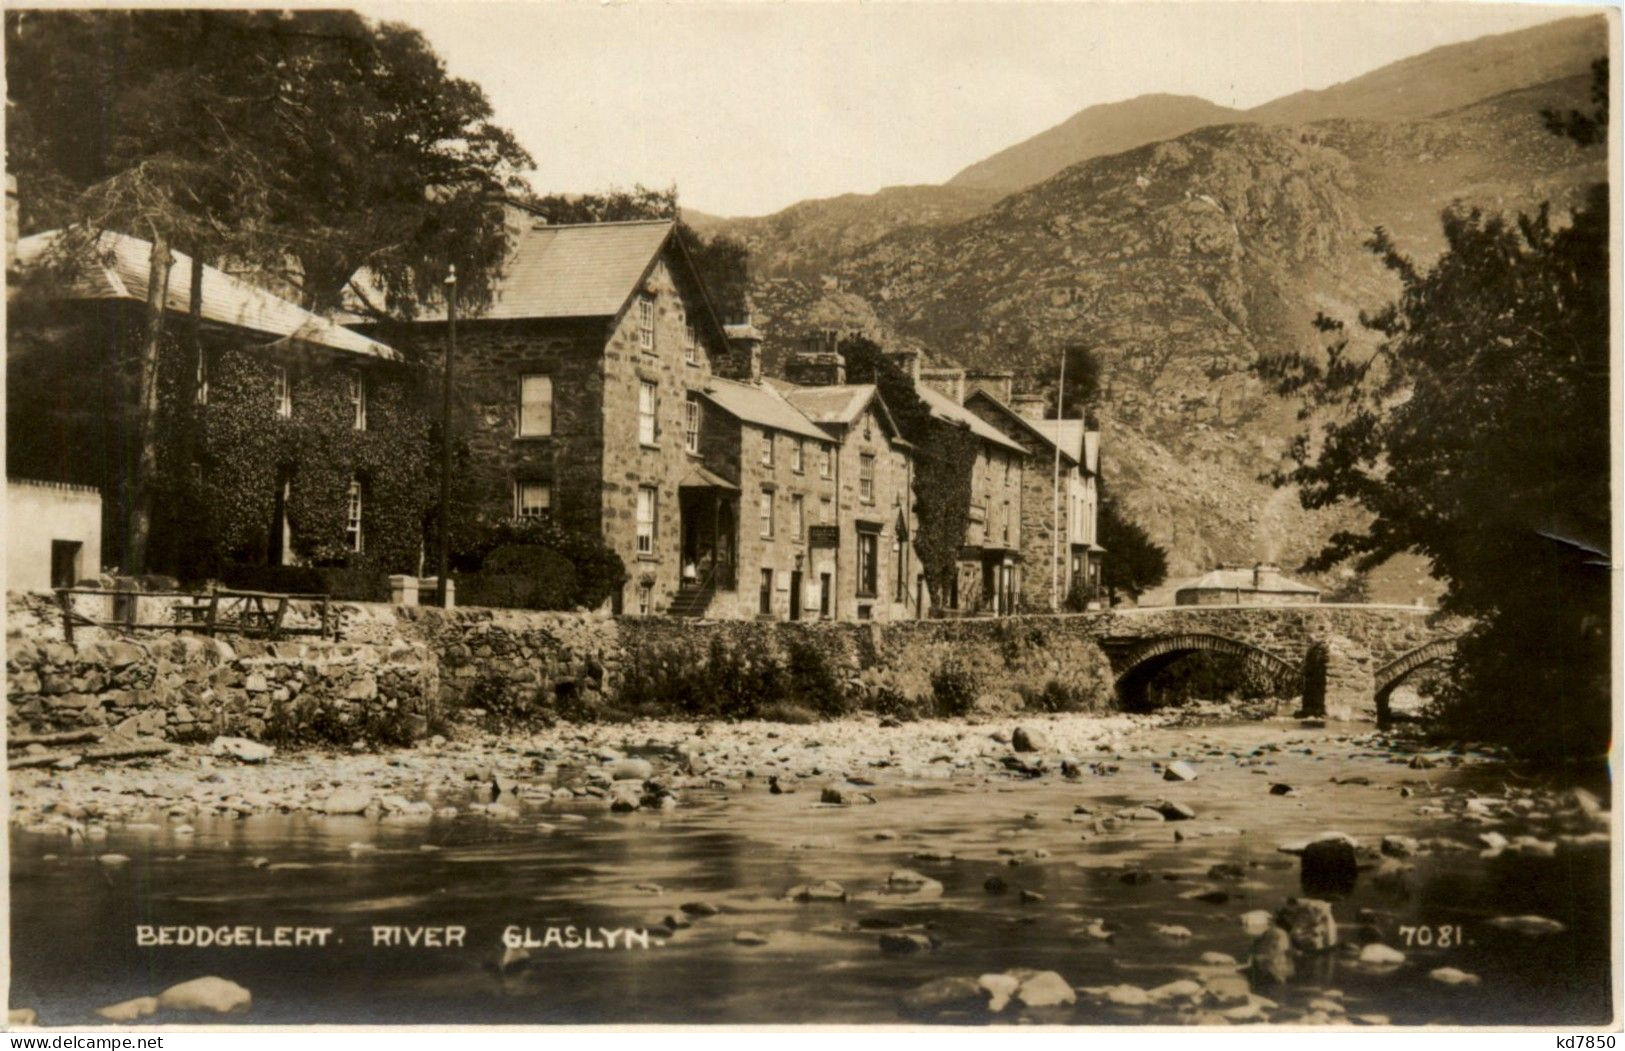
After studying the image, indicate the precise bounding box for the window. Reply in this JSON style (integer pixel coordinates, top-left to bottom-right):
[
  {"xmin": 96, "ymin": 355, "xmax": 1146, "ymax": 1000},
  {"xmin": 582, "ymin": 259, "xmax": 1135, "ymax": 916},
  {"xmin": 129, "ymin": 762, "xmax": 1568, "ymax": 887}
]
[
  {"xmin": 345, "ymin": 478, "xmax": 363, "ymax": 554},
  {"xmin": 638, "ymin": 583, "xmax": 653, "ymax": 615},
  {"xmin": 195, "ymin": 350, "xmax": 209, "ymax": 406},
  {"xmin": 791, "ymin": 495, "xmax": 805, "ymax": 541},
  {"xmin": 820, "ymin": 444, "xmax": 833, "ymax": 479},
  {"xmin": 792, "ymin": 440, "xmax": 805, "ymax": 474},
  {"xmin": 275, "ymin": 366, "xmax": 291, "ymax": 418},
  {"xmin": 684, "ymin": 323, "xmax": 699, "ymax": 365},
  {"xmin": 857, "ymin": 530, "xmax": 878, "ymax": 597},
  {"xmin": 515, "ymin": 481, "xmax": 551, "ymax": 520},
  {"xmin": 638, "ymin": 381, "xmax": 658, "ymax": 445},
  {"xmin": 893, "ymin": 535, "xmax": 907, "ymax": 602},
  {"xmin": 349, "ymin": 371, "xmax": 367, "ymax": 431},
  {"xmin": 637, "ymin": 295, "xmax": 655, "ymax": 351},
  {"xmin": 760, "ymin": 431, "xmax": 774, "ymax": 466},
  {"xmin": 518, "ymin": 375, "xmax": 553, "ymax": 437},
  {"xmin": 636, "ymin": 486, "xmax": 657, "ymax": 555},
  {"xmin": 685, "ymin": 396, "xmax": 701, "ymax": 454},
  {"xmin": 759, "ymin": 489, "xmax": 774, "ymax": 537},
  {"xmin": 859, "ymin": 453, "xmax": 876, "ymax": 503},
  {"xmin": 759, "ymin": 569, "xmax": 773, "ymax": 616}
]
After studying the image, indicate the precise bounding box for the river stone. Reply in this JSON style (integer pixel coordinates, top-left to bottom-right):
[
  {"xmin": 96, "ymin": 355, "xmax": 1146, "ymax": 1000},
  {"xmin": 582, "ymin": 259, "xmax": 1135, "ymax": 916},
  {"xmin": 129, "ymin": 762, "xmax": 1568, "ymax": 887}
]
[
  {"xmin": 733, "ymin": 930, "xmax": 768, "ymax": 946},
  {"xmin": 1013, "ymin": 969, "xmax": 1076, "ymax": 1008},
  {"xmin": 900, "ymin": 976, "xmax": 989, "ymax": 1020},
  {"xmin": 157, "ymin": 976, "xmax": 252, "ymax": 1014},
  {"xmin": 1239, "ymin": 910, "xmax": 1273, "ymax": 937},
  {"xmin": 320, "ymin": 788, "xmax": 373, "ymax": 815},
  {"xmin": 96, "ymin": 996, "xmax": 158, "ymax": 1023},
  {"xmin": 608, "ymin": 758, "xmax": 653, "ymax": 781},
  {"xmin": 978, "ymin": 973, "xmax": 1020, "ymax": 1013},
  {"xmin": 211, "ymin": 736, "xmax": 273, "ymax": 764},
  {"xmin": 1155, "ymin": 799, "xmax": 1197, "ymax": 821},
  {"xmin": 885, "ymin": 869, "xmax": 944, "ymax": 898},
  {"xmin": 1358, "ymin": 942, "xmax": 1406, "ymax": 966},
  {"xmin": 1429, "ymin": 967, "xmax": 1481, "ymax": 987},
  {"xmin": 878, "ymin": 931, "xmax": 937, "ymax": 955},
  {"xmin": 1277, "ymin": 898, "xmax": 1338, "ymax": 952},
  {"xmin": 1248, "ymin": 927, "xmax": 1295, "ymax": 986},
  {"xmin": 1380, "ymin": 834, "xmax": 1420, "ymax": 858},
  {"xmin": 1300, "ymin": 838, "xmax": 1358, "ymax": 894},
  {"xmin": 1164, "ymin": 761, "xmax": 1199, "ymax": 782},
  {"xmin": 787, "ymin": 880, "xmax": 847, "ymax": 902},
  {"xmin": 1148, "ymin": 979, "xmax": 1202, "ymax": 1004},
  {"xmin": 1203, "ymin": 975, "xmax": 1251, "ymax": 1007},
  {"xmin": 1010, "ymin": 726, "xmax": 1051, "ymax": 753}
]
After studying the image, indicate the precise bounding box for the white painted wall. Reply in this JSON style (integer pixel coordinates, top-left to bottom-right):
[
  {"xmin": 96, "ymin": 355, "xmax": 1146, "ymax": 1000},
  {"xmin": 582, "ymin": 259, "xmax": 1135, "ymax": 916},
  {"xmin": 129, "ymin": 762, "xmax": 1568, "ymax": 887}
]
[{"xmin": 6, "ymin": 479, "xmax": 102, "ymax": 592}]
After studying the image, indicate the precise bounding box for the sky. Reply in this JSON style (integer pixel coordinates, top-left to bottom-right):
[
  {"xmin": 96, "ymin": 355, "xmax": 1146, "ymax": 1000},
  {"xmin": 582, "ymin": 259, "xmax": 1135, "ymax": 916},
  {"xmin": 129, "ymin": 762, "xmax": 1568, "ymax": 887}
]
[{"xmin": 358, "ymin": 1, "xmax": 1599, "ymax": 217}]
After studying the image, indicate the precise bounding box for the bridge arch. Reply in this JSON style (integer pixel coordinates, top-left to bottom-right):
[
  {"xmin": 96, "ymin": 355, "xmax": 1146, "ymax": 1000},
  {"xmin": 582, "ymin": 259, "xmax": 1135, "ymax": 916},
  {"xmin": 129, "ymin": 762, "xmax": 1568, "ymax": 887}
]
[
  {"xmin": 1373, "ymin": 639, "xmax": 1457, "ymax": 725},
  {"xmin": 1112, "ymin": 633, "xmax": 1299, "ymax": 711}
]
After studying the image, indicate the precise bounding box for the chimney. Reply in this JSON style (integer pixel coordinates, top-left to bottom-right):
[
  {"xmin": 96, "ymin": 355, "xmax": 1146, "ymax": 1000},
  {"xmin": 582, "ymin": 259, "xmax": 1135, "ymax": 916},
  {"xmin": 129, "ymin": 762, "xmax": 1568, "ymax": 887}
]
[
  {"xmin": 1011, "ymin": 393, "xmax": 1049, "ymax": 421},
  {"xmin": 723, "ymin": 323, "xmax": 764, "ymax": 384},
  {"xmin": 919, "ymin": 366, "xmax": 966, "ymax": 404},
  {"xmin": 5, "ymin": 174, "xmax": 18, "ymax": 273},
  {"xmin": 886, "ymin": 347, "xmax": 922, "ymax": 382},
  {"xmin": 786, "ymin": 350, "xmax": 845, "ymax": 387},
  {"xmin": 966, "ymin": 370, "xmax": 1015, "ymax": 405},
  {"xmin": 1253, "ymin": 562, "xmax": 1282, "ymax": 591}
]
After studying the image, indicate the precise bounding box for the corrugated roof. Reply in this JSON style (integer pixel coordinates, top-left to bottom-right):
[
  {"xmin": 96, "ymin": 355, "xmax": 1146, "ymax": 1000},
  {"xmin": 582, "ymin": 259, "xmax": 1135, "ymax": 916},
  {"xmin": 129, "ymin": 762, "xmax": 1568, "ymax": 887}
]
[
  {"xmin": 917, "ymin": 382, "xmax": 1027, "ymax": 455},
  {"xmin": 15, "ymin": 229, "xmax": 397, "ymax": 360},
  {"xmin": 700, "ymin": 377, "xmax": 831, "ymax": 443},
  {"xmin": 390, "ymin": 220, "xmax": 674, "ymax": 322}
]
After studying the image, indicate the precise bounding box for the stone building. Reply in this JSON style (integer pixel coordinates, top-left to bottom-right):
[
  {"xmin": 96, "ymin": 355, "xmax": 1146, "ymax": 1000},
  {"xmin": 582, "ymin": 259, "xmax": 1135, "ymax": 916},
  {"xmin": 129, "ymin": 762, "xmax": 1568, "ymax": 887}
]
[
  {"xmin": 780, "ymin": 382, "xmax": 918, "ymax": 621},
  {"xmin": 1175, "ymin": 563, "xmax": 1321, "ymax": 606},
  {"xmin": 964, "ymin": 392, "xmax": 1102, "ymax": 610},
  {"xmin": 351, "ymin": 215, "xmax": 745, "ymax": 615},
  {"xmin": 8, "ymin": 228, "xmax": 406, "ymax": 577}
]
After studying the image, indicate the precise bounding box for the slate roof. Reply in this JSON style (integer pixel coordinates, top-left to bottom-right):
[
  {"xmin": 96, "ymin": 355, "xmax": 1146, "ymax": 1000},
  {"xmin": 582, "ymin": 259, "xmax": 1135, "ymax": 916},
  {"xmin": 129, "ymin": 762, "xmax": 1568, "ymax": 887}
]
[
  {"xmin": 781, "ymin": 384, "xmax": 913, "ymax": 450},
  {"xmin": 699, "ymin": 377, "xmax": 831, "ymax": 443},
  {"xmin": 15, "ymin": 229, "xmax": 398, "ymax": 360},
  {"xmin": 917, "ymin": 383, "xmax": 1027, "ymax": 455},
  {"xmin": 384, "ymin": 220, "xmax": 676, "ymax": 323}
]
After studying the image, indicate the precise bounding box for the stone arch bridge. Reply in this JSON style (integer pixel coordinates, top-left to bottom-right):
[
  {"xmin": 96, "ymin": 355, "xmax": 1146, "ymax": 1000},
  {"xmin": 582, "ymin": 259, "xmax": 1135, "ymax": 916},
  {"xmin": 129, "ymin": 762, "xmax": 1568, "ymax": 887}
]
[{"xmin": 1077, "ymin": 604, "xmax": 1464, "ymax": 721}]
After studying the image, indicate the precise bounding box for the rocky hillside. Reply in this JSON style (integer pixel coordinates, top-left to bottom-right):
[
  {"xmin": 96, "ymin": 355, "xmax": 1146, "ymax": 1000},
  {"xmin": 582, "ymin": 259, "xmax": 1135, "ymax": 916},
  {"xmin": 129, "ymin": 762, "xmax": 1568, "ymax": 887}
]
[
  {"xmin": 947, "ymin": 13, "xmax": 1607, "ymax": 193},
  {"xmin": 732, "ymin": 72, "xmax": 1604, "ymax": 593}
]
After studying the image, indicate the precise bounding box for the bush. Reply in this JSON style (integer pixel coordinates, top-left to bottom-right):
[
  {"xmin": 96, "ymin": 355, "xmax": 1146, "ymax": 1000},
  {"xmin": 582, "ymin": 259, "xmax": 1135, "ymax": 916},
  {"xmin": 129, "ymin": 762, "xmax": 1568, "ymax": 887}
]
[
  {"xmin": 216, "ymin": 562, "xmax": 328, "ymax": 594},
  {"xmin": 760, "ymin": 701, "xmax": 819, "ymax": 724},
  {"xmin": 931, "ymin": 660, "xmax": 981, "ymax": 717},
  {"xmin": 785, "ymin": 637, "xmax": 851, "ymax": 716},
  {"xmin": 266, "ymin": 695, "xmax": 417, "ymax": 749},
  {"xmin": 1024, "ymin": 678, "xmax": 1101, "ymax": 714},
  {"xmin": 458, "ymin": 543, "xmax": 578, "ymax": 610},
  {"xmin": 463, "ymin": 517, "xmax": 627, "ymax": 610},
  {"xmin": 461, "ymin": 668, "xmax": 553, "ymax": 729}
]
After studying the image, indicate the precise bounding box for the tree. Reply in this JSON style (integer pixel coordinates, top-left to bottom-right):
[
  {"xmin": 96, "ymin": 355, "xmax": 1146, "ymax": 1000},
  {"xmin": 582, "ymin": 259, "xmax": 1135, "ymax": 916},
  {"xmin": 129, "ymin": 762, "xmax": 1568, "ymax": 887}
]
[
  {"xmin": 7, "ymin": 9, "xmax": 532, "ymax": 315},
  {"xmin": 1255, "ymin": 69, "xmax": 1610, "ymax": 758},
  {"xmin": 838, "ymin": 336, "xmax": 980, "ymax": 609},
  {"xmin": 1098, "ymin": 491, "xmax": 1168, "ymax": 604},
  {"xmin": 1048, "ymin": 343, "xmax": 1104, "ymax": 424}
]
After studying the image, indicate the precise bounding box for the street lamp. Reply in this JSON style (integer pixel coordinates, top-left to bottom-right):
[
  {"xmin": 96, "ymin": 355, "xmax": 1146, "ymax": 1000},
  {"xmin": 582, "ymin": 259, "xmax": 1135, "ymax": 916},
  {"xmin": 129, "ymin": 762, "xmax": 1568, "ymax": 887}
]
[{"xmin": 437, "ymin": 265, "xmax": 457, "ymax": 608}]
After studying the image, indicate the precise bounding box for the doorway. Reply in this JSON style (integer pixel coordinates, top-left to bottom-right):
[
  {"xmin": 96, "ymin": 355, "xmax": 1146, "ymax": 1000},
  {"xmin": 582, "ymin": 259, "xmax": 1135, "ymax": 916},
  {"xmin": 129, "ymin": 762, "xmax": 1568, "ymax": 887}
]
[{"xmin": 789, "ymin": 570, "xmax": 803, "ymax": 621}]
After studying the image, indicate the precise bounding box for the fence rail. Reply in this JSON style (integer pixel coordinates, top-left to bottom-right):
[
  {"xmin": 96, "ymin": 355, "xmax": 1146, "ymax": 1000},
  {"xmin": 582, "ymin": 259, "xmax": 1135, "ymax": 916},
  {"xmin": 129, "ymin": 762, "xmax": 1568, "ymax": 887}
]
[{"xmin": 54, "ymin": 587, "xmax": 336, "ymax": 644}]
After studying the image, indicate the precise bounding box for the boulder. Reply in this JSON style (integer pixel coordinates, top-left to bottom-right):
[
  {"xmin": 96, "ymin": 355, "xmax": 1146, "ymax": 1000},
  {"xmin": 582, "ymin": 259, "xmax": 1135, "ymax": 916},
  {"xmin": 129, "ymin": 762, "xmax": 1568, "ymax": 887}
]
[
  {"xmin": 1358, "ymin": 942, "xmax": 1406, "ymax": 966},
  {"xmin": 1013, "ymin": 969, "xmax": 1076, "ymax": 1008},
  {"xmin": 96, "ymin": 997, "xmax": 159, "ymax": 1023},
  {"xmin": 1011, "ymin": 726, "xmax": 1052, "ymax": 753},
  {"xmin": 1380, "ymin": 835, "xmax": 1420, "ymax": 858},
  {"xmin": 1277, "ymin": 898, "xmax": 1338, "ymax": 952},
  {"xmin": 978, "ymin": 973, "xmax": 1020, "ymax": 1013},
  {"xmin": 1429, "ymin": 967, "xmax": 1481, "ymax": 987},
  {"xmin": 1300, "ymin": 837, "xmax": 1358, "ymax": 894},
  {"xmin": 1163, "ymin": 761, "xmax": 1199, "ymax": 782},
  {"xmin": 1203, "ymin": 975, "xmax": 1251, "ymax": 1007},
  {"xmin": 211, "ymin": 736, "xmax": 274, "ymax": 764},
  {"xmin": 608, "ymin": 757, "xmax": 653, "ymax": 781},
  {"xmin": 878, "ymin": 931, "xmax": 937, "ymax": 955},
  {"xmin": 786, "ymin": 880, "xmax": 847, "ymax": 902},
  {"xmin": 899, "ymin": 976, "xmax": 989, "ymax": 1020},
  {"xmin": 1155, "ymin": 799, "xmax": 1197, "ymax": 821},
  {"xmin": 1248, "ymin": 927, "xmax": 1295, "ymax": 986},
  {"xmin": 157, "ymin": 976, "xmax": 252, "ymax": 1014},
  {"xmin": 319, "ymin": 788, "xmax": 373, "ymax": 815}
]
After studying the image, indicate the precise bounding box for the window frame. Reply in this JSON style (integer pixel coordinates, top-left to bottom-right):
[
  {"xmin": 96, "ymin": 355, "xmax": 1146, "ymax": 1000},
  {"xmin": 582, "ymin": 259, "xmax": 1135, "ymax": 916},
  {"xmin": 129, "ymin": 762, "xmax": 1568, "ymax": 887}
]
[
  {"xmin": 345, "ymin": 478, "xmax": 364, "ymax": 554},
  {"xmin": 636, "ymin": 485, "xmax": 658, "ymax": 556},
  {"xmin": 195, "ymin": 349, "xmax": 209, "ymax": 406},
  {"xmin": 820, "ymin": 444, "xmax": 833, "ymax": 479},
  {"xmin": 638, "ymin": 380, "xmax": 658, "ymax": 446},
  {"xmin": 349, "ymin": 370, "xmax": 367, "ymax": 431},
  {"xmin": 791, "ymin": 494, "xmax": 805, "ymax": 542},
  {"xmin": 515, "ymin": 480, "xmax": 552, "ymax": 520},
  {"xmin": 857, "ymin": 529, "xmax": 879, "ymax": 598},
  {"xmin": 274, "ymin": 366, "xmax": 292, "ymax": 419},
  {"xmin": 792, "ymin": 440, "xmax": 805, "ymax": 474},
  {"xmin": 684, "ymin": 395, "xmax": 701, "ymax": 454},
  {"xmin": 759, "ymin": 488, "xmax": 774, "ymax": 538},
  {"xmin": 637, "ymin": 294, "xmax": 656, "ymax": 352},
  {"xmin": 517, "ymin": 374, "xmax": 554, "ymax": 438},
  {"xmin": 760, "ymin": 430, "xmax": 775, "ymax": 467},
  {"xmin": 859, "ymin": 452, "xmax": 876, "ymax": 504}
]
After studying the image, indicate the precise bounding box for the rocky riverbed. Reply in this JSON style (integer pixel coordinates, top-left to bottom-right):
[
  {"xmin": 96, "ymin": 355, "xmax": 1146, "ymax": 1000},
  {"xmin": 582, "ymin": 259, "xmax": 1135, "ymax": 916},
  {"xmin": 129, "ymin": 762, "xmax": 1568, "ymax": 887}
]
[{"xmin": 7, "ymin": 709, "xmax": 1615, "ymax": 1027}]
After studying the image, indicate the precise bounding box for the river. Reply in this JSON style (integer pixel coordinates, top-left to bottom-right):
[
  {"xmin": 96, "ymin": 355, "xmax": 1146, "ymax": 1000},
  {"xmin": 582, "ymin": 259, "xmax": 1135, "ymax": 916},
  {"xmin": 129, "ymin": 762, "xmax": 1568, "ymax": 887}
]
[{"xmin": 6, "ymin": 718, "xmax": 1614, "ymax": 1026}]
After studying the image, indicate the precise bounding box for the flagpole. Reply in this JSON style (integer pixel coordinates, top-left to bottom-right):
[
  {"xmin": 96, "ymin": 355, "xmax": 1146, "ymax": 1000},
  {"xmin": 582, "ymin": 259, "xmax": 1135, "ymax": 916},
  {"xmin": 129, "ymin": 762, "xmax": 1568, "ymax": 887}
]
[{"xmin": 1051, "ymin": 347, "xmax": 1066, "ymax": 611}]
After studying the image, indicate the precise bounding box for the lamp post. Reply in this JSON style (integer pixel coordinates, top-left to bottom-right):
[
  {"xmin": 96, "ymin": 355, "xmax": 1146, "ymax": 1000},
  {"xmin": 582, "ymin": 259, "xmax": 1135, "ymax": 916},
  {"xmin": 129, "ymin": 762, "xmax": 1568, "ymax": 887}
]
[{"xmin": 437, "ymin": 265, "xmax": 457, "ymax": 608}]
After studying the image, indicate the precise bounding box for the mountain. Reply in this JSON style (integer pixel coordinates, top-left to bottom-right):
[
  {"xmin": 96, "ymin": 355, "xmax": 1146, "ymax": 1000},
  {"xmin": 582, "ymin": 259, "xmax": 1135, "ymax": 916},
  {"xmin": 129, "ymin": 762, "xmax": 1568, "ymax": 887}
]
[
  {"xmin": 946, "ymin": 13, "xmax": 1607, "ymax": 193},
  {"xmin": 739, "ymin": 72, "xmax": 1605, "ymax": 590},
  {"xmin": 947, "ymin": 94, "xmax": 1245, "ymax": 193}
]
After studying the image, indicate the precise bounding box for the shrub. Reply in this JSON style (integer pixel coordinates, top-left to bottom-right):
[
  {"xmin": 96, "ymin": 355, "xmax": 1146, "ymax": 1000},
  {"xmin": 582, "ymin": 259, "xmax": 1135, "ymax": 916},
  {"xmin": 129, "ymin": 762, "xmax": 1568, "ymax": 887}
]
[
  {"xmin": 265, "ymin": 695, "xmax": 417, "ymax": 749},
  {"xmin": 459, "ymin": 543, "xmax": 578, "ymax": 610},
  {"xmin": 785, "ymin": 637, "xmax": 850, "ymax": 716},
  {"xmin": 760, "ymin": 701, "xmax": 819, "ymax": 725},
  {"xmin": 1025, "ymin": 678, "xmax": 1103, "ymax": 714},
  {"xmin": 464, "ymin": 517, "xmax": 627, "ymax": 610},
  {"xmin": 931, "ymin": 659, "xmax": 981, "ymax": 717}
]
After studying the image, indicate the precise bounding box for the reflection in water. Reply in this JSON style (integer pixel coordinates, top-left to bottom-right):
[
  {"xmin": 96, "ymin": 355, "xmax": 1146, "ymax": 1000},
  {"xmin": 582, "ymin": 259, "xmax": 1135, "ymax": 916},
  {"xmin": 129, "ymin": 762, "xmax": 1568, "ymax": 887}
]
[{"xmin": 8, "ymin": 727, "xmax": 1613, "ymax": 1026}]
